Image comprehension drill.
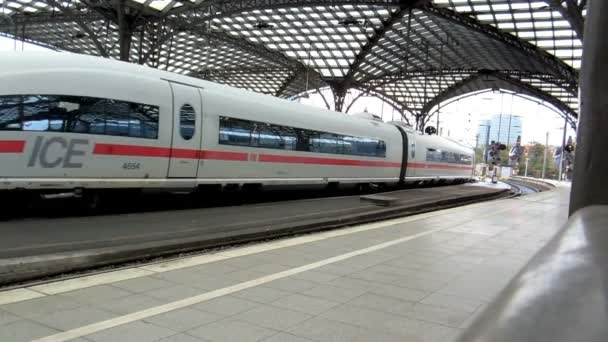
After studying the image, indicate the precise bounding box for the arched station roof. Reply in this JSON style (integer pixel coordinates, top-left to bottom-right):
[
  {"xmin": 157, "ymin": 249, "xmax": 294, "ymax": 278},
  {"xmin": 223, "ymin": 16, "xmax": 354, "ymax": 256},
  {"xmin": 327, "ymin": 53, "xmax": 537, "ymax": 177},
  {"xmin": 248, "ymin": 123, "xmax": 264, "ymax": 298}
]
[{"xmin": 0, "ymin": 0, "xmax": 585, "ymax": 129}]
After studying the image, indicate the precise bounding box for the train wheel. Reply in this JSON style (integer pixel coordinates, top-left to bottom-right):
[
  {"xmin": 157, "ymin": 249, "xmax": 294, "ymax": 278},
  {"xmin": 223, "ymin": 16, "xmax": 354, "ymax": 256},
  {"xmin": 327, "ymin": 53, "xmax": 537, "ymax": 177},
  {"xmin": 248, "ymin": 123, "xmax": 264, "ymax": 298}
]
[
  {"xmin": 241, "ymin": 183, "xmax": 263, "ymax": 203},
  {"xmin": 326, "ymin": 182, "xmax": 340, "ymax": 195},
  {"xmin": 1, "ymin": 191, "xmax": 38, "ymax": 219},
  {"xmin": 82, "ymin": 191, "xmax": 102, "ymax": 211},
  {"xmin": 357, "ymin": 183, "xmax": 371, "ymax": 193}
]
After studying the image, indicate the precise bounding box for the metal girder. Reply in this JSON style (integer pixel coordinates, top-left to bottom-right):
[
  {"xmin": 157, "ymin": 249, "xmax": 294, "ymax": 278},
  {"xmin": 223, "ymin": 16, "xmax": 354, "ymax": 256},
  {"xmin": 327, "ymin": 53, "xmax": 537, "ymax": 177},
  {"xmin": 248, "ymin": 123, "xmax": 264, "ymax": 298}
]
[
  {"xmin": 420, "ymin": 70, "xmax": 577, "ymax": 127},
  {"xmin": 351, "ymin": 86, "xmax": 415, "ymax": 124},
  {"xmin": 341, "ymin": 0, "xmax": 428, "ymax": 86},
  {"xmin": 275, "ymin": 68, "xmax": 303, "ymax": 97},
  {"xmin": 158, "ymin": 15, "xmax": 321, "ymax": 80},
  {"xmin": 1, "ymin": 12, "xmax": 103, "ymax": 27},
  {"xmin": 422, "ymin": 3, "xmax": 578, "ymax": 86},
  {"xmin": 165, "ymin": 0, "xmax": 405, "ymax": 17},
  {"xmin": 545, "ymin": 0, "xmax": 585, "ymax": 41},
  {"xmin": 0, "ymin": 32, "xmax": 63, "ymax": 51},
  {"xmin": 45, "ymin": 0, "xmax": 109, "ymax": 57}
]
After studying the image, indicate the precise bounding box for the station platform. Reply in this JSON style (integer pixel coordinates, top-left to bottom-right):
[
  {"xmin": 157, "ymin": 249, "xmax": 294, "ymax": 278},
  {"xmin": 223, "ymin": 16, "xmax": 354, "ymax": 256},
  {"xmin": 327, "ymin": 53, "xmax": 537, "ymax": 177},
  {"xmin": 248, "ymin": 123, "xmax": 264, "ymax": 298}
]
[{"xmin": 0, "ymin": 185, "xmax": 569, "ymax": 342}]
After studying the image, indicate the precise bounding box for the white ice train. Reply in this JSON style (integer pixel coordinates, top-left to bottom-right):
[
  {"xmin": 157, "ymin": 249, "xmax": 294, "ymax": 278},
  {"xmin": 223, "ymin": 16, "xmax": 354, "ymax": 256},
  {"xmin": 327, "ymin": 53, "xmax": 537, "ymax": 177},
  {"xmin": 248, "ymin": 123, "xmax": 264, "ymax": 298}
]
[{"xmin": 0, "ymin": 52, "xmax": 474, "ymax": 202}]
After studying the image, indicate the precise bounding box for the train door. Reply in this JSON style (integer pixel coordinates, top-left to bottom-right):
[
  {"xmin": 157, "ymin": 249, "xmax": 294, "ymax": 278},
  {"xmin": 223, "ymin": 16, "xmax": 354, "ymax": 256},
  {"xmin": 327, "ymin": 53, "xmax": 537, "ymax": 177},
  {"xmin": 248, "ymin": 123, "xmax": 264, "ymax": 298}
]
[
  {"xmin": 168, "ymin": 82, "xmax": 203, "ymax": 178},
  {"xmin": 406, "ymin": 132, "xmax": 416, "ymax": 178},
  {"xmin": 395, "ymin": 126, "xmax": 416, "ymax": 182}
]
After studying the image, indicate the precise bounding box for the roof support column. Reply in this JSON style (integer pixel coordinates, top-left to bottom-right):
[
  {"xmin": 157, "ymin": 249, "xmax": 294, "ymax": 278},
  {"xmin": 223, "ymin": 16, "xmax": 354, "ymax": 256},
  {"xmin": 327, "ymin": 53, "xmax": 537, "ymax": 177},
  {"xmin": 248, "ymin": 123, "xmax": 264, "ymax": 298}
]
[
  {"xmin": 115, "ymin": 0, "xmax": 133, "ymax": 61},
  {"xmin": 330, "ymin": 83, "xmax": 348, "ymax": 112},
  {"xmin": 415, "ymin": 113, "xmax": 427, "ymax": 132},
  {"xmin": 570, "ymin": 0, "xmax": 608, "ymax": 214}
]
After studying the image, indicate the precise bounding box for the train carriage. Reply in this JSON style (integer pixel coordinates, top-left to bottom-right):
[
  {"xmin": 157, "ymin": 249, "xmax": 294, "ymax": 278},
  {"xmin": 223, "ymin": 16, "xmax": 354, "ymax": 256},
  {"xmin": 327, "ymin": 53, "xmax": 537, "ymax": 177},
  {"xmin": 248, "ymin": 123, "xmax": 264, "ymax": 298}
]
[{"xmin": 0, "ymin": 52, "xmax": 474, "ymax": 201}]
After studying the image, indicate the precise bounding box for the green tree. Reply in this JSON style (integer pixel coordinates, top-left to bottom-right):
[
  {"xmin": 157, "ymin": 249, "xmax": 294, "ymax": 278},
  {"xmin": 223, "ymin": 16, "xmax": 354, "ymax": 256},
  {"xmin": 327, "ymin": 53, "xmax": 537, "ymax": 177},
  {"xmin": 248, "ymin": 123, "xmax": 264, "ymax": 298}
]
[
  {"xmin": 474, "ymin": 147, "xmax": 484, "ymax": 164},
  {"xmin": 520, "ymin": 142, "xmax": 559, "ymax": 179}
]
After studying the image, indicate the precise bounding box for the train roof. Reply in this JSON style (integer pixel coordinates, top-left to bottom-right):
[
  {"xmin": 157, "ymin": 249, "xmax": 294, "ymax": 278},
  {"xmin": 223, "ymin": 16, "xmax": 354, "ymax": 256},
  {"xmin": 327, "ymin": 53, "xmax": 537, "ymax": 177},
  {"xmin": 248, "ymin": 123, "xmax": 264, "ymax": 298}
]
[{"xmin": 1, "ymin": 51, "xmax": 379, "ymax": 123}]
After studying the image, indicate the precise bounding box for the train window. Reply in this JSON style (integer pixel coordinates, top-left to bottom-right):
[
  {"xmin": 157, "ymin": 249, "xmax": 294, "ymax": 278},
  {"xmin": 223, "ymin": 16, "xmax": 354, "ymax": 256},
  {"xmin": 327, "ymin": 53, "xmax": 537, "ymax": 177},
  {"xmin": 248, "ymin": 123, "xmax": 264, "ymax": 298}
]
[
  {"xmin": 0, "ymin": 95, "xmax": 159, "ymax": 139},
  {"xmin": 426, "ymin": 148, "xmax": 473, "ymax": 165},
  {"xmin": 460, "ymin": 154, "xmax": 472, "ymax": 164},
  {"xmin": 218, "ymin": 116, "xmax": 386, "ymax": 158},
  {"xmin": 179, "ymin": 104, "xmax": 195, "ymax": 141},
  {"xmin": 0, "ymin": 96, "xmax": 23, "ymax": 130}
]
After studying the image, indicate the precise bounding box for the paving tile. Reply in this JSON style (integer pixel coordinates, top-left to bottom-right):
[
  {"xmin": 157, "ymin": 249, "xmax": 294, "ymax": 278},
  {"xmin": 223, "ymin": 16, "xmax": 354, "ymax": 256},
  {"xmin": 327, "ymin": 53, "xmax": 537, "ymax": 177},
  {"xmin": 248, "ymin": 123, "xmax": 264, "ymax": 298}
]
[
  {"xmin": 458, "ymin": 303, "xmax": 489, "ymax": 329},
  {"xmin": 369, "ymin": 282, "xmax": 429, "ymax": 302},
  {"xmin": 319, "ymin": 302, "xmax": 455, "ymax": 340},
  {"xmin": 178, "ymin": 276, "xmax": 239, "ymax": 291},
  {"xmin": 288, "ymin": 316, "xmax": 404, "ymax": 342},
  {"xmin": 232, "ymin": 286, "xmax": 292, "ymax": 303},
  {"xmin": 232, "ymin": 304, "xmax": 312, "ymax": 330},
  {"xmin": 264, "ymin": 277, "xmax": 319, "ymax": 293},
  {"xmin": 299, "ymin": 284, "xmax": 368, "ymax": 303},
  {"xmin": 219, "ymin": 256, "xmax": 280, "ymax": 270},
  {"xmin": 441, "ymin": 328, "xmax": 465, "ymax": 342},
  {"xmin": 346, "ymin": 292, "xmax": 415, "ymax": 317},
  {"xmin": 420, "ymin": 293, "xmax": 485, "ymax": 313},
  {"xmin": 0, "ymin": 319, "xmax": 61, "ymax": 342},
  {"xmin": 224, "ymin": 269, "xmax": 270, "ymax": 282},
  {"xmin": 324, "ymin": 276, "xmax": 377, "ymax": 291},
  {"xmin": 312, "ymin": 263, "xmax": 358, "ymax": 276},
  {"xmin": 111, "ymin": 276, "xmax": 176, "ymax": 293},
  {"xmin": 144, "ymin": 307, "xmax": 222, "ymax": 331},
  {"xmin": 410, "ymin": 302, "xmax": 472, "ymax": 327},
  {"xmin": 153, "ymin": 270, "xmax": 216, "ymax": 287},
  {"xmin": 30, "ymin": 305, "xmax": 116, "ymax": 331},
  {"xmin": 185, "ymin": 263, "xmax": 242, "ymax": 276},
  {"xmin": 248, "ymin": 263, "xmax": 294, "ymax": 274},
  {"xmin": 95, "ymin": 293, "xmax": 166, "ymax": 315},
  {"xmin": 437, "ymin": 275, "xmax": 510, "ymax": 301},
  {"xmin": 187, "ymin": 319, "xmax": 277, "ymax": 342},
  {"xmin": 192, "ymin": 295, "xmax": 260, "ymax": 316},
  {"xmin": 260, "ymin": 332, "xmax": 316, "ymax": 342},
  {"xmin": 347, "ymin": 269, "xmax": 402, "ymax": 284},
  {"xmin": 271, "ymin": 293, "xmax": 340, "ymax": 315},
  {"xmin": 371, "ymin": 264, "xmax": 458, "ymax": 282},
  {"xmin": 390, "ymin": 274, "xmax": 448, "ymax": 292},
  {"xmin": 156, "ymin": 333, "xmax": 209, "ymax": 342},
  {"xmin": 143, "ymin": 284, "xmax": 204, "ymax": 301},
  {"xmin": 60, "ymin": 284, "xmax": 134, "ymax": 304},
  {"xmin": 0, "ymin": 308, "xmax": 21, "ymax": 325},
  {"xmin": 290, "ymin": 270, "xmax": 340, "ymax": 283},
  {"xmin": 86, "ymin": 320, "xmax": 177, "ymax": 342},
  {"xmin": 1, "ymin": 294, "xmax": 83, "ymax": 319}
]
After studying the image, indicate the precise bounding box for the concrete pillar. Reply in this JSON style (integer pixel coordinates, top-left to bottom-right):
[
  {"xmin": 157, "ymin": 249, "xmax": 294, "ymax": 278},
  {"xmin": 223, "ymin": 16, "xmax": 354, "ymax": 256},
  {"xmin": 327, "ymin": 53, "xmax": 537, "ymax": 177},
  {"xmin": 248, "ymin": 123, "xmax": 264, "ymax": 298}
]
[{"xmin": 570, "ymin": 0, "xmax": 608, "ymax": 214}]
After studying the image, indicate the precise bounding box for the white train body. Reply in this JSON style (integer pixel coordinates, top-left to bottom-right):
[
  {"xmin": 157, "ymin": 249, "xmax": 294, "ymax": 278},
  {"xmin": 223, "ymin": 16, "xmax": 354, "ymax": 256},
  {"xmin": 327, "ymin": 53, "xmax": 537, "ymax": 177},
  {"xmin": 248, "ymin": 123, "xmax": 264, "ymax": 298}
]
[{"xmin": 0, "ymin": 52, "xmax": 473, "ymax": 193}]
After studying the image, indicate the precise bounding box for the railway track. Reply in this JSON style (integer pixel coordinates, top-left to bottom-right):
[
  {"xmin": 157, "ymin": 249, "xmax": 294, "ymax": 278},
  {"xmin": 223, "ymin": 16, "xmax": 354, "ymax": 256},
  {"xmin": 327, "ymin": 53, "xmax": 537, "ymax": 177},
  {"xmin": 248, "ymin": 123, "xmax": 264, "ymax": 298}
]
[{"xmin": 503, "ymin": 178, "xmax": 552, "ymax": 197}]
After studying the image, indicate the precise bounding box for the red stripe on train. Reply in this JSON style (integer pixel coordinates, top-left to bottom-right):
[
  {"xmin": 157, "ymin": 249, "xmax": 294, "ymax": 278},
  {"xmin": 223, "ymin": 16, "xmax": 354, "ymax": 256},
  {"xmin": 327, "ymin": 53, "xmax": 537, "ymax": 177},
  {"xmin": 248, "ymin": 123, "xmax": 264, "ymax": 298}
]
[
  {"xmin": 201, "ymin": 150, "xmax": 249, "ymax": 161},
  {"xmin": 90, "ymin": 143, "xmax": 472, "ymax": 170},
  {"xmin": 0, "ymin": 140, "xmax": 26, "ymax": 153},
  {"xmin": 92, "ymin": 144, "xmax": 248, "ymax": 161},
  {"xmin": 93, "ymin": 143, "xmax": 172, "ymax": 158},
  {"xmin": 259, "ymin": 154, "xmax": 401, "ymax": 168},
  {"xmin": 408, "ymin": 162, "xmax": 473, "ymax": 171}
]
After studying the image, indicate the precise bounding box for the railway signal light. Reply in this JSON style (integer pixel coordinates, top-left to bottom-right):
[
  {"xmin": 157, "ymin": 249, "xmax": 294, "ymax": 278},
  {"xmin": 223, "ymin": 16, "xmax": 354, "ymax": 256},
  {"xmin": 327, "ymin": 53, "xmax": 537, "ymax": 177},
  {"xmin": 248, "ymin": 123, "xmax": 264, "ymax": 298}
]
[{"xmin": 488, "ymin": 141, "xmax": 506, "ymax": 165}]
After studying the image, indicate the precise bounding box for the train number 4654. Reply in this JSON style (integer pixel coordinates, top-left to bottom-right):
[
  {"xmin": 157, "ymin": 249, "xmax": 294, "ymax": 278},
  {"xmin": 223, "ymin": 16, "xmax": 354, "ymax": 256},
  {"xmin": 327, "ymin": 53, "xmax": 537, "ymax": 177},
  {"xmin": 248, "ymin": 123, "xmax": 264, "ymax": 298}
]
[{"xmin": 122, "ymin": 162, "xmax": 141, "ymax": 170}]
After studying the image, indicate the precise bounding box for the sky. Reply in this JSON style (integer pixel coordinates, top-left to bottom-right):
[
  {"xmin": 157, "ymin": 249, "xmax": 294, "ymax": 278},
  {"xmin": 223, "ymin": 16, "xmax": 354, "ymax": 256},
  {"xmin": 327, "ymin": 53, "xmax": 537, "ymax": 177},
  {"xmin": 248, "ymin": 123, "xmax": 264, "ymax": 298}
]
[{"xmin": 0, "ymin": 36, "xmax": 576, "ymax": 147}]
